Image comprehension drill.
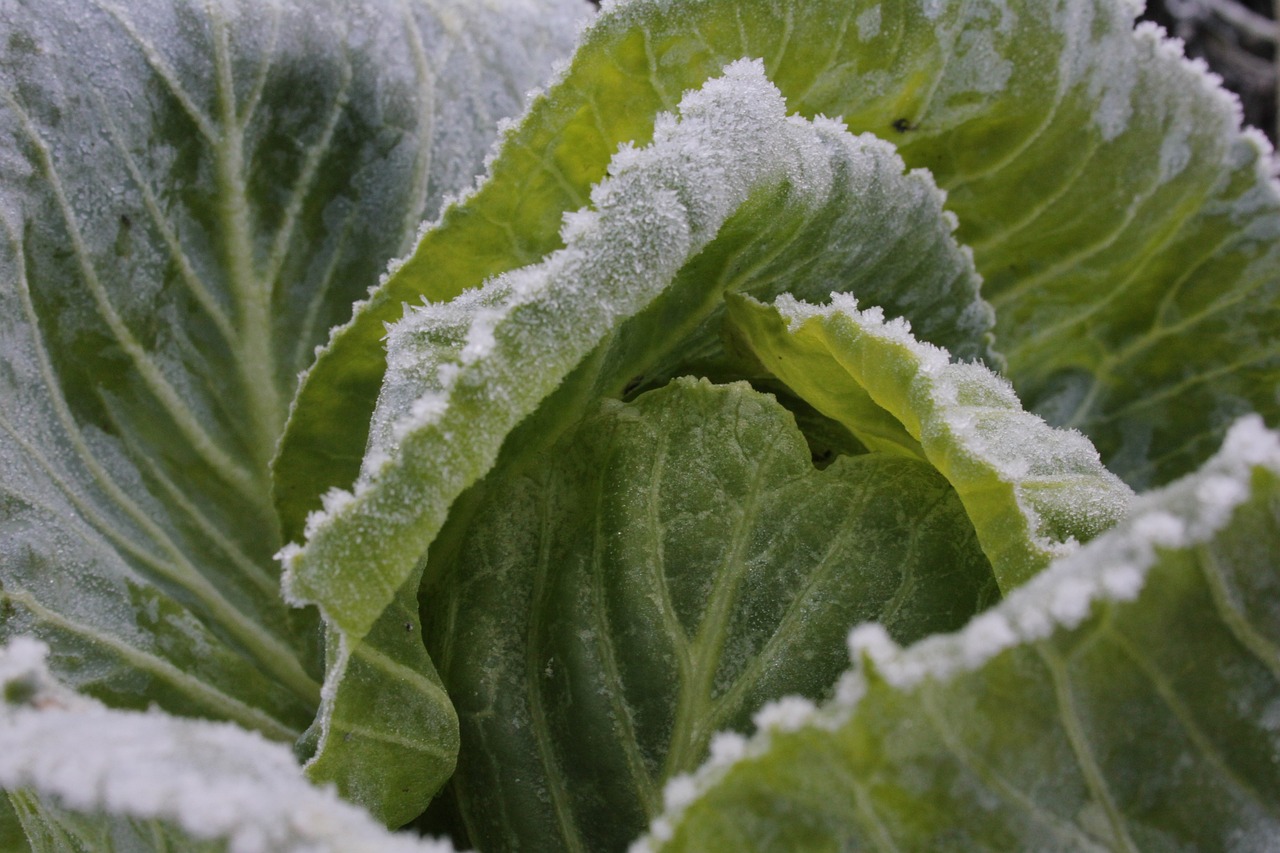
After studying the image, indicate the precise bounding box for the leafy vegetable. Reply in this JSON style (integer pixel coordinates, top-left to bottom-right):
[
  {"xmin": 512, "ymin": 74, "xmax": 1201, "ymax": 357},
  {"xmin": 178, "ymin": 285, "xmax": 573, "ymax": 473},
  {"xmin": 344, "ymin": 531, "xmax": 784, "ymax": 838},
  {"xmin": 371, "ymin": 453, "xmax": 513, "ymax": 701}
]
[
  {"xmin": 423, "ymin": 376, "xmax": 998, "ymax": 851},
  {"xmin": 1, "ymin": 0, "xmax": 1277, "ymax": 850}
]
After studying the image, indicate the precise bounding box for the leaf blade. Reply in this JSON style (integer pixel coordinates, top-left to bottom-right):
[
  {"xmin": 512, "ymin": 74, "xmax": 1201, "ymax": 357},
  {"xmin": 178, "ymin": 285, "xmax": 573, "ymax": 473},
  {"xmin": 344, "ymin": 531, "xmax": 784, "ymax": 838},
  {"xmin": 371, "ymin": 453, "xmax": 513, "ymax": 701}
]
[
  {"xmin": 425, "ymin": 378, "xmax": 998, "ymax": 850},
  {"xmin": 640, "ymin": 417, "xmax": 1280, "ymax": 852},
  {"xmin": 727, "ymin": 293, "xmax": 1134, "ymax": 591}
]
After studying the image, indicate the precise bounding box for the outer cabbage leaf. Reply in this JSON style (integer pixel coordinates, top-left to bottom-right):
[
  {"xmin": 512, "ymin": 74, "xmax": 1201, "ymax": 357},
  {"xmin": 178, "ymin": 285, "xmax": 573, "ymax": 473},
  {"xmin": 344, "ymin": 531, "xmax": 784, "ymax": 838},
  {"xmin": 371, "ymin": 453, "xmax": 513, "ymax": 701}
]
[
  {"xmin": 0, "ymin": 0, "xmax": 585, "ymax": 833},
  {"xmin": 281, "ymin": 59, "xmax": 993, "ymax": 641},
  {"xmin": 0, "ymin": 638, "xmax": 457, "ymax": 853},
  {"xmin": 277, "ymin": 0, "xmax": 1280, "ymax": 542},
  {"xmin": 638, "ymin": 416, "xmax": 1280, "ymax": 852},
  {"xmin": 728, "ymin": 293, "xmax": 1134, "ymax": 591},
  {"xmin": 422, "ymin": 377, "xmax": 998, "ymax": 851},
  {"xmin": 0, "ymin": 794, "xmax": 28, "ymax": 853}
]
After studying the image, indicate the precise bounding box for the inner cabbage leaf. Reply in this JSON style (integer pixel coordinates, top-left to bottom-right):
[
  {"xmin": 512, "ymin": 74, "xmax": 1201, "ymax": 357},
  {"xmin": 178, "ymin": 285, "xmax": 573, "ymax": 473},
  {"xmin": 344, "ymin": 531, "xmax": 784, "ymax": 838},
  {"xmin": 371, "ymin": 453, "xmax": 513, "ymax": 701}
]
[
  {"xmin": 727, "ymin": 293, "xmax": 1134, "ymax": 591},
  {"xmin": 639, "ymin": 416, "xmax": 1280, "ymax": 851},
  {"xmin": 421, "ymin": 377, "xmax": 998, "ymax": 850},
  {"xmin": 291, "ymin": 61, "xmax": 1137, "ymax": 838}
]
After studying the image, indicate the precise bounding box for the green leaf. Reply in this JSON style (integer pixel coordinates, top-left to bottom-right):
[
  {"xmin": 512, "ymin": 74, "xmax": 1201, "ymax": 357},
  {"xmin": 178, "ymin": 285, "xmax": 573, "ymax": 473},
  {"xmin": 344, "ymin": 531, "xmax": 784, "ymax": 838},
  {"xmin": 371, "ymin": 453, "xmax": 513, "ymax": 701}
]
[
  {"xmin": 0, "ymin": 0, "xmax": 584, "ymax": 833},
  {"xmin": 639, "ymin": 416, "xmax": 1280, "ymax": 852},
  {"xmin": 281, "ymin": 58, "xmax": 994, "ymax": 640},
  {"xmin": 728, "ymin": 293, "xmax": 1134, "ymax": 591},
  {"xmin": 424, "ymin": 377, "xmax": 997, "ymax": 850},
  {"xmin": 0, "ymin": 638, "xmax": 457, "ymax": 853},
  {"xmin": 6, "ymin": 790, "xmax": 221, "ymax": 853},
  {"xmin": 0, "ymin": 793, "xmax": 30, "ymax": 853},
  {"xmin": 276, "ymin": 0, "xmax": 1279, "ymax": 532},
  {"xmin": 297, "ymin": 576, "xmax": 459, "ymax": 828}
]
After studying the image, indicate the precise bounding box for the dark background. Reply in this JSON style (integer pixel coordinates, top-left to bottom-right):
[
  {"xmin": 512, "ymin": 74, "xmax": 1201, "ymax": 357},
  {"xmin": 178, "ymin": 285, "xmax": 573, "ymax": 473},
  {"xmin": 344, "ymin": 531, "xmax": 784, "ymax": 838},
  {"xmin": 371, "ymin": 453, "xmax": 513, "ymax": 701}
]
[{"xmin": 1142, "ymin": 0, "xmax": 1278, "ymax": 143}]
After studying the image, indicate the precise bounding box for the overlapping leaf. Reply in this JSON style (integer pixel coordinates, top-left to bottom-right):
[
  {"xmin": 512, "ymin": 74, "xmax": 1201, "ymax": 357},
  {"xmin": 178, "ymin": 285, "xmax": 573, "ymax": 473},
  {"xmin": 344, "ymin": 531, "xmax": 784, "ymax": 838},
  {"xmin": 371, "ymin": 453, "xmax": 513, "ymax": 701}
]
[
  {"xmin": 639, "ymin": 416, "xmax": 1280, "ymax": 851},
  {"xmin": 289, "ymin": 61, "xmax": 1151, "ymax": 845},
  {"xmin": 281, "ymin": 58, "xmax": 994, "ymax": 642},
  {"xmin": 0, "ymin": 0, "xmax": 585, "ymax": 833},
  {"xmin": 422, "ymin": 377, "xmax": 998, "ymax": 850},
  {"xmin": 728, "ymin": 293, "xmax": 1134, "ymax": 591}
]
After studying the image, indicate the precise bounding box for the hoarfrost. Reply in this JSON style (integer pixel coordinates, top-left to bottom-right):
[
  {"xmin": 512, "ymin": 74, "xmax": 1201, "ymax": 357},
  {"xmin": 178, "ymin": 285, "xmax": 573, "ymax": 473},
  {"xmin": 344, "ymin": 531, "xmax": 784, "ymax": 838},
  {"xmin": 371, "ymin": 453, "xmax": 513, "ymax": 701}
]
[
  {"xmin": 856, "ymin": 5, "xmax": 881, "ymax": 40},
  {"xmin": 0, "ymin": 639, "xmax": 455, "ymax": 853},
  {"xmin": 752, "ymin": 695, "xmax": 818, "ymax": 732},
  {"xmin": 635, "ymin": 417, "xmax": 1280, "ymax": 848}
]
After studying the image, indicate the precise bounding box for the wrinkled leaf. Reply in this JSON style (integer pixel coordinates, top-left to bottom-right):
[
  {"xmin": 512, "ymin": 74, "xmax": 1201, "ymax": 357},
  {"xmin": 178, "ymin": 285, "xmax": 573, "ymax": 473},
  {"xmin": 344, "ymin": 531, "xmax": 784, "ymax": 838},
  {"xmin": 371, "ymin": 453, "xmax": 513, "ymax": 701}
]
[
  {"xmin": 640, "ymin": 416, "xmax": 1280, "ymax": 852},
  {"xmin": 424, "ymin": 377, "xmax": 998, "ymax": 850},
  {"xmin": 728, "ymin": 293, "xmax": 1134, "ymax": 591}
]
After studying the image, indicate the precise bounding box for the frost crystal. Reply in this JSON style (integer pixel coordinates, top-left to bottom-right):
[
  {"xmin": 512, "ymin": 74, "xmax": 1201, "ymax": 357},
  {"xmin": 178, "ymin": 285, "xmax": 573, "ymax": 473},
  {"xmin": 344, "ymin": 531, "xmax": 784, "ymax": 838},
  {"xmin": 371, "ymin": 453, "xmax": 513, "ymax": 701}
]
[{"xmin": 0, "ymin": 640, "xmax": 455, "ymax": 853}]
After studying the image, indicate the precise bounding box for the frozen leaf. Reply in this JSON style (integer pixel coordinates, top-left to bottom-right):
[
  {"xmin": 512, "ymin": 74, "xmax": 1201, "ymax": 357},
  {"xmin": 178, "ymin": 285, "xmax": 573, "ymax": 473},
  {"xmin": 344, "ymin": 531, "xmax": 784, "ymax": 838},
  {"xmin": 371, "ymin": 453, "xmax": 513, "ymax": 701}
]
[
  {"xmin": 0, "ymin": 0, "xmax": 585, "ymax": 830},
  {"xmin": 278, "ymin": 0, "xmax": 1280, "ymax": 536},
  {"xmin": 283, "ymin": 59, "xmax": 993, "ymax": 642},
  {"xmin": 638, "ymin": 417, "xmax": 1280, "ymax": 852},
  {"xmin": 423, "ymin": 377, "xmax": 998, "ymax": 850},
  {"xmin": 0, "ymin": 639, "xmax": 458, "ymax": 853},
  {"xmin": 728, "ymin": 292, "xmax": 1134, "ymax": 591}
]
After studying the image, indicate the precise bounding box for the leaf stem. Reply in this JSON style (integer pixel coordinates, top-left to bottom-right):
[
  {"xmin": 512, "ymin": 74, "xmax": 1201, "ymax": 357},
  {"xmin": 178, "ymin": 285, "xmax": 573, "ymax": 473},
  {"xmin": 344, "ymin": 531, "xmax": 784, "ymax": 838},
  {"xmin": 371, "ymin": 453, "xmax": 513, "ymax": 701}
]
[{"xmin": 208, "ymin": 1, "xmax": 286, "ymax": 485}]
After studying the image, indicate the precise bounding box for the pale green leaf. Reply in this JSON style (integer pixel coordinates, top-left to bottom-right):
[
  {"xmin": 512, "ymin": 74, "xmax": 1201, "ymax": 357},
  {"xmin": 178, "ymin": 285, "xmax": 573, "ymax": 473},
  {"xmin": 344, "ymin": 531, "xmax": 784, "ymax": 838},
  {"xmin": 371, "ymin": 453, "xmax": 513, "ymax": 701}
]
[
  {"xmin": 423, "ymin": 377, "xmax": 997, "ymax": 850},
  {"xmin": 276, "ymin": 0, "xmax": 1280, "ymax": 533},
  {"xmin": 639, "ymin": 416, "xmax": 1280, "ymax": 852},
  {"xmin": 728, "ymin": 293, "xmax": 1134, "ymax": 591},
  {"xmin": 282, "ymin": 59, "xmax": 993, "ymax": 640},
  {"xmin": 297, "ymin": 577, "xmax": 459, "ymax": 828}
]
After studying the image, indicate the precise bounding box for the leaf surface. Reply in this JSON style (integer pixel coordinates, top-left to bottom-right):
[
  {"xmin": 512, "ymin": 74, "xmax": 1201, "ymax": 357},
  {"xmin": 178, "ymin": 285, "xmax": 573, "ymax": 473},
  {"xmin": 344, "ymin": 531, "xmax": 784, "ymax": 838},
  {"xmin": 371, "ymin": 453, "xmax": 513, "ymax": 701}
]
[
  {"xmin": 728, "ymin": 293, "xmax": 1134, "ymax": 591},
  {"xmin": 424, "ymin": 378, "xmax": 998, "ymax": 850},
  {"xmin": 0, "ymin": 0, "xmax": 584, "ymax": 831},
  {"xmin": 639, "ymin": 416, "xmax": 1280, "ymax": 852}
]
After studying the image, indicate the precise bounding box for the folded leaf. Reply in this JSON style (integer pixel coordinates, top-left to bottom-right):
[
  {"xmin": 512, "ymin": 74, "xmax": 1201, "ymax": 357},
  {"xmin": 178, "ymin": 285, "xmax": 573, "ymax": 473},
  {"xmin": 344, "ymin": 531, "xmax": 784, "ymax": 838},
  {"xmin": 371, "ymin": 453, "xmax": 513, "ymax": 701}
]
[
  {"xmin": 297, "ymin": 577, "xmax": 459, "ymax": 828},
  {"xmin": 0, "ymin": 638, "xmax": 457, "ymax": 853},
  {"xmin": 424, "ymin": 377, "xmax": 998, "ymax": 850},
  {"xmin": 728, "ymin": 293, "xmax": 1134, "ymax": 591},
  {"xmin": 639, "ymin": 416, "xmax": 1280, "ymax": 851},
  {"xmin": 277, "ymin": 0, "xmax": 1280, "ymax": 540},
  {"xmin": 282, "ymin": 58, "xmax": 993, "ymax": 640}
]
